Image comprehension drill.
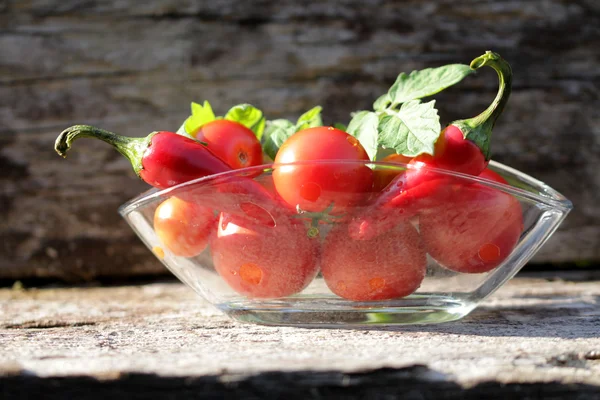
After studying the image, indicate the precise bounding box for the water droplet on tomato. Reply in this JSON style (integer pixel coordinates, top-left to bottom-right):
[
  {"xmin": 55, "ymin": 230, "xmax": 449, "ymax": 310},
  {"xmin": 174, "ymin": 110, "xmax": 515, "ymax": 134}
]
[
  {"xmin": 328, "ymin": 126, "xmax": 335, "ymax": 131},
  {"xmin": 369, "ymin": 277, "xmax": 386, "ymax": 291},
  {"xmin": 346, "ymin": 136, "xmax": 359, "ymax": 147},
  {"xmin": 240, "ymin": 263, "xmax": 263, "ymax": 285},
  {"xmin": 300, "ymin": 182, "xmax": 321, "ymax": 202},
  {"xmin": 478, "ymin": 243, "xmax": 501, "ymax": 262}
]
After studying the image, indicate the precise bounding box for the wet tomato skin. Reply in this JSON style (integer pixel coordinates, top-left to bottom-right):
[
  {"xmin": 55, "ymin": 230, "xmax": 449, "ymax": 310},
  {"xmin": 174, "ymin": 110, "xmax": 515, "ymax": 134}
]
[
  {"xmin": 211, "ymin": 213, "xmax": 319, "ymax": 299},
  {"xmin": 272, "ymin": 127, "xmax": 373, "ymax": 214},
  {"xmin": 321, "ymin": 222, "xmax": 426, "ymax": 301},
  {"xmin": 154, "ymin": 197, "xmax": 217, "ymax": 258},
  {"xmin": 192, "ymin": 120, "xmax": 263, "ymax": 169}
]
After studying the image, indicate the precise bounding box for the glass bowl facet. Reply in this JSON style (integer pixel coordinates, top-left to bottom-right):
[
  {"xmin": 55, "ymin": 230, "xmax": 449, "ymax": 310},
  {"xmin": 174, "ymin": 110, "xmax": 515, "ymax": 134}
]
[{"xmin": 119, "ymin": 160, "xmax": 572, "ymax": 328}]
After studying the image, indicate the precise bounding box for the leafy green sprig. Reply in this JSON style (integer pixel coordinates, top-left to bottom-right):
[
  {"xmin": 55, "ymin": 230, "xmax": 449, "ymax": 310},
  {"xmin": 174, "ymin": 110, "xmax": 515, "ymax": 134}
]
[
  {"xmin": 176, "ymin": 101, "xmax": 324, "ymax": 160},
  {"xmin": 347, "ymin": 64, "xmax": 475, "ymax": 160},
  {"xmin": 261, "ymin": 106, "xmax": 324, "ymax": 160},
  {"xmin": 177, "ymin": 59, "xmax": 486, "ymax": 162},
  {"xmin": 177, "ymin": 101, "xmax": 266, "ymax": 139}
]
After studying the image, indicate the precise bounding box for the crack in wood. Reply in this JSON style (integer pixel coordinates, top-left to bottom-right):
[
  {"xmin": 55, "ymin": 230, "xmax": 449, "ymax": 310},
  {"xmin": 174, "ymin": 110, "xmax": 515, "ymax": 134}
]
[{"xmin": 3, "ymin": 320, "xmax": 97, "ymax": 329}]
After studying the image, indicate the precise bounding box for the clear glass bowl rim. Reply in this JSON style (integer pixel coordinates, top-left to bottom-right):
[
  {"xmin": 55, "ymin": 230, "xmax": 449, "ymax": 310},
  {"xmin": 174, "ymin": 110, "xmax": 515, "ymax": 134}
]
[{"xmin": 118, "ymin": 160, "xmax": 573, "ymax": 217}]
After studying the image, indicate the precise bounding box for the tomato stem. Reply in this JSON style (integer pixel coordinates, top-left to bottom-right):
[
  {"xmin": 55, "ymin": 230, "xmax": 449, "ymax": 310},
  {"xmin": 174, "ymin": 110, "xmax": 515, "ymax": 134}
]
[
  {"xmin": 293, "ymin": 202, "xmax": 346, "ymax": 237},
  {"xmin": 55, "ymin": 125, "xmax": 156, "ymax": 176},
  {"xmin": 307, "ymin": 226, "xmax": 320, "ymax": 238}
]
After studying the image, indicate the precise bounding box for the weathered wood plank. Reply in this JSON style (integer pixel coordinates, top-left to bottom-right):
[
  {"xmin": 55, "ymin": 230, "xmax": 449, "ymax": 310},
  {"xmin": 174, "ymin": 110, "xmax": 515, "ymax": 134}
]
[
  {"xmin": 1, "ymin": 272, "xmax": 599, "ymax": 398},
  {"xmin": 1, "ymin": 0, "xmax": 599, "ymax": 279}
]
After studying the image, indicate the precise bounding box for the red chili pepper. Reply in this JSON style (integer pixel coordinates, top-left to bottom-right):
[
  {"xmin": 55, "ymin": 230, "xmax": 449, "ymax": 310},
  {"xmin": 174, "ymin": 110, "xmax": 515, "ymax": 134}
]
[
  {"xmin": 410, "ymin": 51, "xmax": 512, "ymax": 178},
  {"xmin": 55, "ymin": 125, "xmax": 288, "ymax": 226},
  {"xmin": 350, "ymin": 52, "xmax": 513, "ymax": 240},
  {"xmin": 55, "ymin": 125, "xmax": 231, "ymax": 189},
  {"xmin": 349, "ymin": 173, "xmax": 449, "ymax": 240}
]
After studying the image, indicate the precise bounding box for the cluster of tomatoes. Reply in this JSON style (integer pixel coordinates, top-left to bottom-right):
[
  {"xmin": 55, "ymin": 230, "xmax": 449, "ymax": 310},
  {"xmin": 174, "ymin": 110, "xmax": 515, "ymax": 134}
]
[{"xmin": 153, "ymin": 120, "xmax": 524, "ymax": 302}]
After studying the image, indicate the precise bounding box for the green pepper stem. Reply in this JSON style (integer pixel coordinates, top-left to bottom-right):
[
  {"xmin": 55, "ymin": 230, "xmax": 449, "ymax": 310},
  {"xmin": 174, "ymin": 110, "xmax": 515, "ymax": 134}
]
[
  {"xmin": 55, "ymin": 125, "xmax": 154, "ymax": 176},
  {"xmin": 469, "ymin": 51, "xmax": 512, "ymax": 131},
  {"xmin": 453, "ymin": 51, "xmax": 513, "ymax": 160}
]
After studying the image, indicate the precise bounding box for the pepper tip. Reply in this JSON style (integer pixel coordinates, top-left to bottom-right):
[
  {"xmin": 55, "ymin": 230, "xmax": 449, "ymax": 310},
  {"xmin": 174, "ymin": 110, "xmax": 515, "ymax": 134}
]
[{"xmin": 470, "ymin": 51, "xmax": 502, "ymax": 70}]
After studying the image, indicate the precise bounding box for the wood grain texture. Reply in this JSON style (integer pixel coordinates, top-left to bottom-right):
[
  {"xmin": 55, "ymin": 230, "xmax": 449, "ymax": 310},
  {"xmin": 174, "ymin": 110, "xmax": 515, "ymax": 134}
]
[
  {"xmin": 1, "ymin": 272, "xmax": 600, "ymax": 398},
  {"xmin": 1, "ymin": 0, "xmax": 599, "ymax": 280}
]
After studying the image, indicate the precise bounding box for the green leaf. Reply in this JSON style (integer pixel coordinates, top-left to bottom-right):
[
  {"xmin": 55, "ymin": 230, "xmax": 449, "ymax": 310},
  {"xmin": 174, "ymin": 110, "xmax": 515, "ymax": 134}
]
[
  {"xmin": 387, "ymin": 64, "xmax": 473, "ymax": 107},
  {"xmin": 378, "ymin": 100, "xmax": 441, "ymax": 157},
  {"xmin": 224, "ymin": 103, "xmax": 266, "ymax": 140},
  {"xmin": 373, "ymin": 93, "xmax": 391, "ymax": 112},
  {"xmin": 193, "ymin": 100, "xmax": 215, "ymax": 120},
  {"xmin": 333, "ymin": 122, "xmax": 347, "ymax": 131},
  {"xmin": 253, "ymin": 117, "xmax": 266, "ymax": 141},
  {"xmin": 183, "ymin": 101, "xmax": 216, "ymax": 135},
  {"xmin": 176, "ymin": 120, "xmax": 192, "ymax": 138},
  {"xmin": 262, "ymin": 119, "xmax": 296, "ymax": 160},
  {"xmin": 347, "ymin": 111, "xmax": 379, "ymax": 161},
  {"xmin": 261, "ymin": 106, "xmax": 325, "ymax": 159},
  {"xmin": 295, "ymin": 106, "xmax": 323, "ymax": 131}
]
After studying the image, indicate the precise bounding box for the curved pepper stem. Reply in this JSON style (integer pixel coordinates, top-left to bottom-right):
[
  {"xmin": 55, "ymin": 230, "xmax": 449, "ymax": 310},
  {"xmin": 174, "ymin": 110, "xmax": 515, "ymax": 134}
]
[
  {"xmin": 453, "ymin": 51, "xmax": 513, "ymax": 160},
  {"xmin": 55, "ymin": 125, "xmax": 156, "ymax": 177}
]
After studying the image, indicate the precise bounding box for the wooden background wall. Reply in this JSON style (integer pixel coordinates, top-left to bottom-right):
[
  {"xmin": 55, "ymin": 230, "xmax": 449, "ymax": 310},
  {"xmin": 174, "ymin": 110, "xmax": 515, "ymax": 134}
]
[{"xmin": 1, "ymin": 0, "xmax": 598, "ymax": 281}]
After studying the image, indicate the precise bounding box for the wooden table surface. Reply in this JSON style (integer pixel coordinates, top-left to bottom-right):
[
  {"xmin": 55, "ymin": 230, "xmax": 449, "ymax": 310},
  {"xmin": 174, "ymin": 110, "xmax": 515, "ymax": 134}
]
[{"xmin": 1, "ymin": 271, "xmax": 599, "ymax": 399}]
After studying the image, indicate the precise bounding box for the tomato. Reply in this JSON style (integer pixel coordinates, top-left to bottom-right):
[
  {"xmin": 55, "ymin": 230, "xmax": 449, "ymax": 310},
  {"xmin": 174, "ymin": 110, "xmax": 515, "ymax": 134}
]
[
  {"xmin": 419, "ymin": 180, "xmax": 523, "ymax": 273},
  {"xmin": 322, "ymin": 222, "xmax": 426, "ymax": 301},
  {"xmin": 211, "ymin": 213, "xmax": 319, "ymax": 299},
  {"xmin": 372, "ymin": 153, "xmax": 413, "ymax": 192},
  {"xmin": 273, "ymin": 127, "xmax": 373, "ymax": 215},
  {"xmin": 154, "ymin": 197, "xmax": 217, "ymax": 257},
  {"xmin": 191, "ymin": 120, "xmax": 263, "ymax": 169},
  {"xmin": 172, "ymin": 172, "xmax": 292, "ymax": 228}
]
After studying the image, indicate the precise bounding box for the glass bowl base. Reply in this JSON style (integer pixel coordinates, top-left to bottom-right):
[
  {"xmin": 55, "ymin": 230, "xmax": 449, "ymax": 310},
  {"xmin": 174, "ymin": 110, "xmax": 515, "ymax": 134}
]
[{"xmin": 217, "ymin": 294, "xmax": 477, "ymax": 328}]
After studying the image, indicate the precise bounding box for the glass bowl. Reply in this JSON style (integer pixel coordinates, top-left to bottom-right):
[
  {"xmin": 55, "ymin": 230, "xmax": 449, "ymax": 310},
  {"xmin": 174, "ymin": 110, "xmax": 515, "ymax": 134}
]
[{"xmin": 119, "ymin": 160, "xmax": 572, "ymax": 328}]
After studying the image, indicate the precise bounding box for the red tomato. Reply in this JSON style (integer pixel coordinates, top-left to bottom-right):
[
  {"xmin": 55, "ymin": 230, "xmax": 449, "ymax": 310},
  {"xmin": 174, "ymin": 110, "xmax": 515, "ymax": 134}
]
[
  {"xmin": 211, "ymin": 213, "xmax": 319, "ymax": 299},
  {"xmin": 372, "ymin": 153, "xmax": 413, "ymax": 192},
  {"xmin": 419, "ymin": 180, "xmax": 523, "ymax": 273},
  {"xmin": 321, "ymin": 222, "xmax": 426, "ymax": 301},
  {"xmin": 192, "ymin": 120, "xmax": 263, "ymax": 169},
  {"xmin": 173, "ymin": 172, "xmax": 292, "ymax": 228},
  {"xmin": 273, "ymin": 127, "xmax": 373, "ymax": 214},
  {"xmin": 154, "ymin": 197, "xmax": 217, "ymax": 257}
]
